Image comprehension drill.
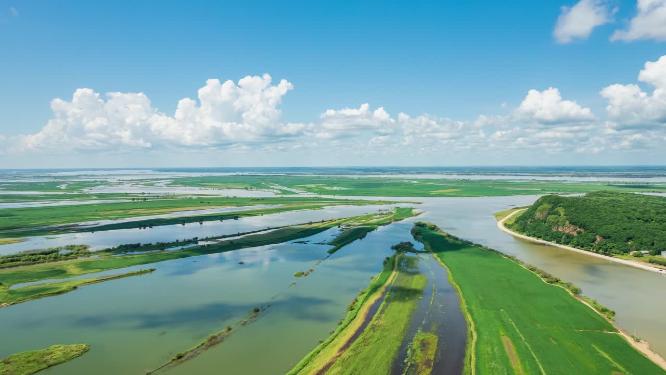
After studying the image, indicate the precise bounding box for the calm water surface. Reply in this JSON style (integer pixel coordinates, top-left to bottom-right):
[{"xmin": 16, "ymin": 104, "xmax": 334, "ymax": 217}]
[{"xmin": 0, "ymin": 219, "xmax": 419, "ymax": 374}]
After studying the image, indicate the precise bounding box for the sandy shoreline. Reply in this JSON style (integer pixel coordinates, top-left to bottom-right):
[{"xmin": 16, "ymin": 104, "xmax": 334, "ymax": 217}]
[
  {"xmin": 497, "ymin": 209, "xmax": 666, "ymax": 369},
  {"xmin": 497, "ymin": 209, "xmax": 666, "ymax": 275}
]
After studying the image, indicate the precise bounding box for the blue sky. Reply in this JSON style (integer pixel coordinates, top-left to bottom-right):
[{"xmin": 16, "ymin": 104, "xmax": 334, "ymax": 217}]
[{"xmin": 1, "ymin": 0, "xmax": 665, "ymax": 167}]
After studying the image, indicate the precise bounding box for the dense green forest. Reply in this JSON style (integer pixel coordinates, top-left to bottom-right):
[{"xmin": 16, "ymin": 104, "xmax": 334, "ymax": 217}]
[{"xmin": 510, "ymin": 191, "xmax": 666, "ymax": 255}]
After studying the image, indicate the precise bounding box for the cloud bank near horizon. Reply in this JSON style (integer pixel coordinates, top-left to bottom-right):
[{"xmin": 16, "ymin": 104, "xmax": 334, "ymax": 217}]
[{"xmin": 2, "ymin": 55, "xmax": 666, "ymax": 162}]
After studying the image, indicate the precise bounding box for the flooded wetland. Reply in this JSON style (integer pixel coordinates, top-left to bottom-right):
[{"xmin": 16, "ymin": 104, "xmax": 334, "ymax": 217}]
[{"xmin": 1, "ymin": 169, "xmax": 665, "ymax": 374}]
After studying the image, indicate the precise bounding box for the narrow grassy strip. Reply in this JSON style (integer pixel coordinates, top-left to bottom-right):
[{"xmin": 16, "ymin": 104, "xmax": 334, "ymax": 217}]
[
  {"xmin": 288, "ymin": 255, "xmax": 397, "ymax": 375},
  {"xmin": 0, "ymin": 238, "xmax": 23, "ymax": 245},
  {"xmin": 323, "ymin": 255, "xmax": 426, "ymax": 375},
  {"xmin": 0, "ymin": 268, "xmax": 155, "ymax": 307},
  {"xmin": 412, "ymin": 222, "xmax": 666, "ymax": 375},
  {"xmin": 0, "ymin": 245, "xmax": 92, "ymax": 269},
  {"xmin": 0, "ymin": 344, "xmax": 89, "ymax": 375},
  {"xmin": 0, "ymin": 196, "xmax": 389, "ymax": 238},
  {"xmin": 404, "ymin": 331, "xmax": 439, "ymax": 375},
  {"xmin": 147, "ymin": 307, "xmax": 265, "ymax": 374},
  {"xmin": 85, "ymin": 203, "xmax": 336, "ymax": 232}
]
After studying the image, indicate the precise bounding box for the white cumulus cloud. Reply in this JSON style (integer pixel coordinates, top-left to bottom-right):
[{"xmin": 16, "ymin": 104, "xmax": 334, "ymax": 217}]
[
  {"xmin": 20, "ymin": 74, "xmax": 302, "ymax": 152},
  {"xmin": 601, "ymin": 55, "xmax": 666, "ymax": 126},
  {"xmin": 316, "ymin": 103, "xmax": 394, "ymax": 139},
  {"xmin": 514, "ymin": 87, "xmax": 595, "ymax": 124},
  {"xmin": 612, "ymin": 0, "xmax": 666, "ymax": 41},
  {"xmin": 554, "ymin": 0, "xmax": 612, "ymax": 43}
]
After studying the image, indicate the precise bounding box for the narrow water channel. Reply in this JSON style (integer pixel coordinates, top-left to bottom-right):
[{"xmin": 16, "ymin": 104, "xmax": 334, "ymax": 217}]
[{"xmin": 391, "ymin": 253, "xmax": 467, "ymax": 375}]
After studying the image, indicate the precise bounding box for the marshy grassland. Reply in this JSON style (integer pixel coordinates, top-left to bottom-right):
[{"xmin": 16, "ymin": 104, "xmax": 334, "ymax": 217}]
[
  {"xmin": 168, "ymin": 174, "xmax": 666, "ymax": 197},
  {"xmin": 0, "ymin": 208, "xmax": 417, "ymax": 307},
  {"xmin": 0, "ymin": 196, "xmax": 389, "ymax": 239},
  {"xmin": 412, "ymin": 222, "xmax": 666, "ymax": 375},
  {"xmin": 290, "ymin": 253, "xmax": 427, "ymax": 375},
  {"xmin": 0, "ymin": 344, "xmax": 89, "ymax": 375}
]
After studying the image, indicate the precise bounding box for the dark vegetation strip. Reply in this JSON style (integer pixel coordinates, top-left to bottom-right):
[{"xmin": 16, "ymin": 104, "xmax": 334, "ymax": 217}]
[
  {"xmin": 85, "ymin": 203, "xmax": 336, "ymax": 232},
  {"xmin": 0, "ymin": 344, "xmax": 89, "ymax": 375},
  {"xmin": 412, "ymin": 222, "xmax": 665, "ymax": 375},
  {"xmin": 0, "ymin": 245, "xmax": 91, "ymax": 269}
]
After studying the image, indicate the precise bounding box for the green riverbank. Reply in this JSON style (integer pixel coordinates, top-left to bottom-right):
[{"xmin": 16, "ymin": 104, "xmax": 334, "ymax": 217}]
[
  {"xmin": 290, "ymin": 252, "xmax": 427, "ymax": 375},
  {"xmin": 412, "ymin": 222, "xmax": 666, "ymax": 374}
]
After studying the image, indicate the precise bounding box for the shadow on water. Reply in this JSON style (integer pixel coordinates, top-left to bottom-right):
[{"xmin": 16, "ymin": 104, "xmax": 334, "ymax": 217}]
[{"xmin": 45, "ymin": 295, "xmax": 336, "ymax": 330}]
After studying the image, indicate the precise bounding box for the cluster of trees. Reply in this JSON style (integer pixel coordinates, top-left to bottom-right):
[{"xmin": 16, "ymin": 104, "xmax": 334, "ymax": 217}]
[
  {"xmin": 391, "ymin": 241, "xmax": 418, "ymax": 253},
  {"xmin": 510, "ymin": 191, "xmax": 666, "ymax": 255},
  {"xmin": 0, "ymin": 245, "xmax": 90, "ymax": 268}
]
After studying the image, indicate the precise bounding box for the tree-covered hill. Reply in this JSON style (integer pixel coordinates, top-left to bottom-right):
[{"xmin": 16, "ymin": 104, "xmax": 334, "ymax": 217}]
[{"xmin": 510, "ymin": 191, "xmax": 666, "ymax": 255}]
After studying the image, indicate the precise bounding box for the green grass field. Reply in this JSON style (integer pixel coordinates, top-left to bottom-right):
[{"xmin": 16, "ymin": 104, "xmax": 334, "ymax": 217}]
[
  {"xmin": 0, "ymin": 196, "xmax": 386, "ymax": 238},
  {"xmin": 0, "ymin": 344, "xmax": 89, "ymax": 375},
  {"xmin": 412, "ymin": 223, "xmax": 665, "ymax": 375},
  {"xmin": 323, "ymin": 255, "xmax": 426, "ymax": 375},
  {"xmin": 169, "ymin": 175, "xmax": 666, "ymax": 197}
]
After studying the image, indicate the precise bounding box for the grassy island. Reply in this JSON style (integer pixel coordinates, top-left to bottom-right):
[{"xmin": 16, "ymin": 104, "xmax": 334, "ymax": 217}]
[{"xmin": 0, "ymin": 344, "xmax": 89, "ymax": 375}]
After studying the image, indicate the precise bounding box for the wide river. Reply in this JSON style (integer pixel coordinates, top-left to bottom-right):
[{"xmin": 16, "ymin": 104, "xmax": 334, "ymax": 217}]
[{"xmin": 0, "ymin": 195, "xmax": 665, "ymax": 374}]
